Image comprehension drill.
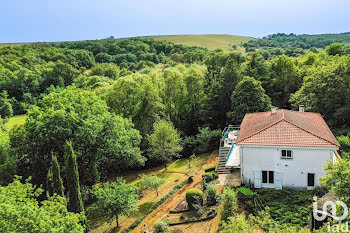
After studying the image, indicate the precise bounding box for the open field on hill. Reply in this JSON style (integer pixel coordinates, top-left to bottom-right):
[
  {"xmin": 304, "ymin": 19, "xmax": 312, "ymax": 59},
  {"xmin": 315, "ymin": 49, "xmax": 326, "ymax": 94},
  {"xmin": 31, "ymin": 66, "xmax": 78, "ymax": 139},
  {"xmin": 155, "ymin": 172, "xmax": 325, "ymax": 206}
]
[
  {"xmin": 0, "ymin": 43, "xmax": 29, "ymax": 47},
  {"xmin": 0, "ymin": 34, "xmax": 253, "ymax": 52},
  {"xmin": 150, "ymin": 34, "xmax": 253, "ymax": 51}
]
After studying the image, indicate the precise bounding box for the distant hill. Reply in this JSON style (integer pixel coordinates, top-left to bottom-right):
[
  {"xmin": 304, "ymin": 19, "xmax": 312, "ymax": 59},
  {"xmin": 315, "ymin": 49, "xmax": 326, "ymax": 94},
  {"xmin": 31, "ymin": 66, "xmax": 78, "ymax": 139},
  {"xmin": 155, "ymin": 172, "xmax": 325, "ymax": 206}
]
[
  {"xmin": 0, "ymin": 43, "xmax": 28, "ymax": 48},
  {"xmin": 148, "ymin": 34, "xmax": 254, "ymax": 51},
  {"xmin": 0, "ymin": 34, "xmax": 253, "ymax": 51},
  {"xmin": 244, "ymin": 32, "xmax": 350, "ymax": 51}
]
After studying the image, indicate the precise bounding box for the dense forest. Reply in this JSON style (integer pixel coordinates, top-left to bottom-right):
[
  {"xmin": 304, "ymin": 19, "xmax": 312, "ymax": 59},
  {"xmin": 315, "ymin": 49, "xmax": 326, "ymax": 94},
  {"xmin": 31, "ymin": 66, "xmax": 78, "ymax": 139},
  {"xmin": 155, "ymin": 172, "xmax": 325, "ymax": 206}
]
[
  {"xmin": 1, "ymin": 33, "xmax": 350, "ymax": 232},
  {"xmin": 243, "ymin": 32, "xmax": 350, "ymax": 57}
]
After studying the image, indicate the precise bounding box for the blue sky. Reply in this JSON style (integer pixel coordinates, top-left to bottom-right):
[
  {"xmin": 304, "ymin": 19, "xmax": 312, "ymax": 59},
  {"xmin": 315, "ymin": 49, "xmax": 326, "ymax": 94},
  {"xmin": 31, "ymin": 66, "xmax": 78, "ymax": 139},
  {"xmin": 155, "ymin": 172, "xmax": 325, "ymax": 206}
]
[{"xmin": 1, "ymin": 0, "xmax": 349, "ymax": 43}]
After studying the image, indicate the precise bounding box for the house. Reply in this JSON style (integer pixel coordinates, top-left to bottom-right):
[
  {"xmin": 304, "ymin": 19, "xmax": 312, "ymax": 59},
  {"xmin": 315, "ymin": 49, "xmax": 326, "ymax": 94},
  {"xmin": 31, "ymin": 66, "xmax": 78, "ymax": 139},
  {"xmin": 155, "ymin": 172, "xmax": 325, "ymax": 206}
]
[{"xmin": 218, "ymin": 108, "xmax": 340, "ymax": 189}]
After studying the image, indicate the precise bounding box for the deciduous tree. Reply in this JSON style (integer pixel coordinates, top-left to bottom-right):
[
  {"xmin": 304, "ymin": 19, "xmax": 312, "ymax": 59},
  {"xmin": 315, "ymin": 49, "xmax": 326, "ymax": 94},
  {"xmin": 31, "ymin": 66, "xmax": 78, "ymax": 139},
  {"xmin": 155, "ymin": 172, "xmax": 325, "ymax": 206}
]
[
  {"xmin": 138, "ymin": 174, "xmax": 165, "ymax": 196},
  {"xmin": 227, "ymin": 76, "xmax": 272, "ymax": 124},
  {"xmin": 0, "ymin": 178, "xmax": 85, "ymax": 232},
  {"xmin": 148, "ymin": 120, "xmax": 182, "ymax": 170},
  {"xmin": 91, "ymin": 178, "xmax": 138, "ymax": 228},
  {"xmin": 320, "ymin": 159, "xmax": 350, "ymax": 206},
  {"xmin": 10, "ymin": 87, "xmax": 144, "ymax": 186}
]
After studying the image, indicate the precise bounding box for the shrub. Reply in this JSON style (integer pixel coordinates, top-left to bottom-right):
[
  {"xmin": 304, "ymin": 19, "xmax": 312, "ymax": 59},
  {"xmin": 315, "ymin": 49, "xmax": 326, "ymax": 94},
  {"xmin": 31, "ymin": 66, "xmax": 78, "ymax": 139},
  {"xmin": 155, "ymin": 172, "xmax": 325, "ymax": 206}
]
[
  {"xmin": 186, "ymin": 188, "xmax": 203, "ymax": 209},
  {"xmin": 153, "ymin": 220, "xmax": 169, "ymax": 233},
  {"xmin": 188, "ymin": 176, "xmax": 193, "ymax": 183},
  {"xmin": 202, "ymin": 171, "xmax": 217, "ymax": 183},
  {"xmin": 80, "ymin": 185, "xmax": 95, "ymax": 206},
  {"xmin": 195, "ymin": 127, "xmax": 221, "ymax": 154},
  {"xmin": 206, "ymin": 184, "xmax": 220, "ymax": 206},
  {"xmin": 204, "ymin": 165, "xmax": 216, "ymax": 173},
  {"xmin": 182, "ymin": 136, "xmax": 197, "ymax": 157},
  {"xmin": 220, "ymin": 214, "xmax": 254, "ymax": 232},
  {"xmin": 312, "ymin": 186, "xmax": 328, "ymax": 197},
  {"xmin": 237, "ymin": 187, "xmax": 256, "ymax": 199},
  {"xmin": 182, "ymin": 127, "xmax": 221, "ymax": 156},
  {"xmin": 221, "ymin": 187, "xmax": 237, "ymax": 222}
]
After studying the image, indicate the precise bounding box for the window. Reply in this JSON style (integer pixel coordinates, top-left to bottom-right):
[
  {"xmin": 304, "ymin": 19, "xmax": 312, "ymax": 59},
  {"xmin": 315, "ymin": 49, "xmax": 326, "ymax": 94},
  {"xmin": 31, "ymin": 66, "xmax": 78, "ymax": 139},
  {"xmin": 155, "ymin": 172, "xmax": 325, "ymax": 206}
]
[
  {"xmin": 308, "ymin": 173, "xmax": 315, "ymax": 186},
  {"xmin": 281, "ymin": 150, "xmax": 293, "ymax": 159},
  {"xmin": 262, "ymin": 171, "xmax": 274, "ymax": 184},
  {"xmin": 269, "ymin": 171, "xmax": 274, "ymax": 183}
]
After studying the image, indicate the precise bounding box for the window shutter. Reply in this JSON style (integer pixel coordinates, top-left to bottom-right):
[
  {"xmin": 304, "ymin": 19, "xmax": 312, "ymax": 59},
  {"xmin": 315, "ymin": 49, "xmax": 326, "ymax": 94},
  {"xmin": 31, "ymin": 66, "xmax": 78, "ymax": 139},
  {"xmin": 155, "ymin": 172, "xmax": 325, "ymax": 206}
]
[
  {"xmin": 254, "ymin": 171, "xmax": 262, "ymax": 188},
  {"xmin": 274, "ymin": 172, "xmax": 283, "ymax": 189}
]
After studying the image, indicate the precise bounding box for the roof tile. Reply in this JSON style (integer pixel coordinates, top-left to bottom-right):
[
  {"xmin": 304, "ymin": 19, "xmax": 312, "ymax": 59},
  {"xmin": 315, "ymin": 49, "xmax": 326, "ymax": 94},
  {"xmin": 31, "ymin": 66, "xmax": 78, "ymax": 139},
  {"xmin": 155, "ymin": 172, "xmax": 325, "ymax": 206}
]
[{"xmin": 235, "ymin": 109, "xmax": 339, "ymax": 147}]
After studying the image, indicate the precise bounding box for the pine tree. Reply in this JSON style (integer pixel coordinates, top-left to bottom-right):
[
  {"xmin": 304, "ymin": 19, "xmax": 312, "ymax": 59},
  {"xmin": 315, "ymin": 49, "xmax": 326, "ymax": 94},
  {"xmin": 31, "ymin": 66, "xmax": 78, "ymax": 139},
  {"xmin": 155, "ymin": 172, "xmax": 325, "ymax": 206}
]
[
  {"xmin": 51, "ymin": 153, "xmax": 64, "ymax": 197},
  {"xmin": 65, "ymin": 141, "xmax": 84, "ymax": 214}
]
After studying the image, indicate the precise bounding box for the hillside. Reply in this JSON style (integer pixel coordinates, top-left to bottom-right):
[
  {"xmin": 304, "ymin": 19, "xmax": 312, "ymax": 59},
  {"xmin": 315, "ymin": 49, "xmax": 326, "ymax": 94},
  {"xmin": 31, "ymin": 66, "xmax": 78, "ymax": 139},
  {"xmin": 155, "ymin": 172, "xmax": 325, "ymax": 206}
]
[
  {"xmin": 0, "ymin": 43, "xmax": 28, "ymax": 48},
  {"xmin": 0, "ymin": 34, "xmax": 253, "ymax": 51},
  {"xmin": 149, "ymin": 34, "xmax": 253, "ymax": 51}
]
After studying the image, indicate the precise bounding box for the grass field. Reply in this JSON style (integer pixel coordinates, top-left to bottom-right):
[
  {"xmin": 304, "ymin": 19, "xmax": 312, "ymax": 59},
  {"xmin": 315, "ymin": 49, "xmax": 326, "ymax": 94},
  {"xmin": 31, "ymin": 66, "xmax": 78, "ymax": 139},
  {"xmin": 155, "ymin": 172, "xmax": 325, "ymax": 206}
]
[
  {"xmin": 150, "ymin": 34, "xmax": 253, "ymax": 51},
  {"xmin": 0, "ymin": 43, "xmax": 28, "ymax": 48},
  {"xmin": 5, "ymin": 115, "xmax": 27, "ymax": 130},
  {"xmin": 1, "ymin": 34, "xmax": 253, "ymax": 51}
]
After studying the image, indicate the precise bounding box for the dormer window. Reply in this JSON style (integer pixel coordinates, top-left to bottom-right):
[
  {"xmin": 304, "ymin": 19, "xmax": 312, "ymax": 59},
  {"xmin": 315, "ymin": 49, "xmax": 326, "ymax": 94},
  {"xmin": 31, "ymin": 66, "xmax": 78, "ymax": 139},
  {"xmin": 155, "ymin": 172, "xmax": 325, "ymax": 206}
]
[{"xmin": 281, "ymin": 150, "xmax": 292, "ymax": 159}]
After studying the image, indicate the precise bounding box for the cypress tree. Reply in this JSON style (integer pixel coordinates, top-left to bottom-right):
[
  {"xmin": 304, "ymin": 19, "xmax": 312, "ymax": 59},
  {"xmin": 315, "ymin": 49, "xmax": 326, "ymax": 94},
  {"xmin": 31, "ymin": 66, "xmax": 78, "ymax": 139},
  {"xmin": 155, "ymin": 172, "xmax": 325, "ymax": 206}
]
[
  {"xmin": 51, "ymin": 153, "xmax": 64, "ymax": 197},
  {"xmin": 46, "ymin": 168, "xmax": 52, "ymax": 198},
  {"xmin": 65, "ymin": 141, "xmax": 84, "ymax": 214}
]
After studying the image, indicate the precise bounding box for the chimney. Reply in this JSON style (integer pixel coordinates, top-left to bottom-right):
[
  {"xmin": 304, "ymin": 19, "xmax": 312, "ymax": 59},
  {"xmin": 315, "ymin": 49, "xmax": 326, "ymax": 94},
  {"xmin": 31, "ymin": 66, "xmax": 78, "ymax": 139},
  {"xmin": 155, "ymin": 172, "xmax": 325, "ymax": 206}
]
[
  {"xmin": 299, "ymin": 105, "xmax": 305, "ymax": 112},
  {"xmin": 271, "ymin": 108, "xmax": 277, "ymax": 114}
]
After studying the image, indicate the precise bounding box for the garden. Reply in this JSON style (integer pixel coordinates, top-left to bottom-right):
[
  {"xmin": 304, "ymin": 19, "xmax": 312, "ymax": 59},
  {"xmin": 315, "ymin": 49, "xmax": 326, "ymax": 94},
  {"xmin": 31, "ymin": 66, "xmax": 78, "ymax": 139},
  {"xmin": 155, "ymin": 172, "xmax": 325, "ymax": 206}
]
[{"xmin": 236, "ymin": 187, "xmax": 329, "ymax": 227}]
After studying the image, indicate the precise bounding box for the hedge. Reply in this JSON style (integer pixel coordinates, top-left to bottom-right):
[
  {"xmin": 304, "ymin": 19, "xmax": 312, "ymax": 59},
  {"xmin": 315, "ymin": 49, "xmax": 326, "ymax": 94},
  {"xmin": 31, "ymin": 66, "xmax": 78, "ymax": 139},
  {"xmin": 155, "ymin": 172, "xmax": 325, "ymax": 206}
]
[
  {"xmin": 168, "ymin": 209, "xmax": 217, "ymax": 226},
  {"xmin": 202, "ymin": 171, "xmax": 217, "ymax": 183},
  {"xmin": 186, "ymin": 188, "xmax": 203, "ymax": 209},
  {"xmin": 204, "ymin": 165, "xmax": 216, "ymax": 173}
]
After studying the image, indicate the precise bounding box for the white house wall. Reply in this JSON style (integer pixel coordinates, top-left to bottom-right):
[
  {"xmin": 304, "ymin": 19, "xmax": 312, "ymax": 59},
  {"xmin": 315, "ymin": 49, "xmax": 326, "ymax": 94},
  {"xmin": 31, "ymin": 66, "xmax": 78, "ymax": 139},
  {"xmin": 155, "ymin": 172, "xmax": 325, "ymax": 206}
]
[{"xmin": 239, "ymin": 145, "xmax": 336, "ymax": 189}]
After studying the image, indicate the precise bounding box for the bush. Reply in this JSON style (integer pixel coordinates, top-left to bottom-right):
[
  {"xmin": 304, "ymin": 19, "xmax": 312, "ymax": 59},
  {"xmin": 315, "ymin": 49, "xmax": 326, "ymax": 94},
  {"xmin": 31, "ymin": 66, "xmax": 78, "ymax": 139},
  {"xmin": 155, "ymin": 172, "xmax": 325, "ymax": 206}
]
[
  {"xmin": 182, "ymin": 127, "xmax": 221, "ymax": 156},
  {"xmin": 188, "ymin": 176, "xmax": 194, "ymax": 183},
  {"xmin": 195, "ymin": 127, "xmax": 221, "ymax": 154},
  {"xmin": 182, "ymin": 136, "xmax": 197, "ymax": 157},
  {"xmin": 220, "ymin": 214, "xmax": 254, "ymax": 232},
  {"xmin": 312, "ymin": 186, "xmax": 329, "ymax": 197},
  {"xmin": 80, "ymin": 185, "xmax": 95, "ymax": 206},
  {"xmin": 153, "ymin": 220, "xmax": 169, "ymax": 233},
  {"xmin": 206, "ymin": 184, "xmax": 220, "ymax": 206},
  {"xmin": 221, "ymin": 187, "xmax": 237, "ymax": 222},
  {"xmin": 237, "ymin": 187, "xmax": 256, "ymax": 198},
  {"xmin": 186, "ymin": 188, "xmax": 203, "ymax": 209},
  {"xmin": 204, "ymin": 165, "xmax": 216, "ymax": 173},
  {"xmin": 202, "ymin": 171, "xmax": 217, "ymax": 183}
]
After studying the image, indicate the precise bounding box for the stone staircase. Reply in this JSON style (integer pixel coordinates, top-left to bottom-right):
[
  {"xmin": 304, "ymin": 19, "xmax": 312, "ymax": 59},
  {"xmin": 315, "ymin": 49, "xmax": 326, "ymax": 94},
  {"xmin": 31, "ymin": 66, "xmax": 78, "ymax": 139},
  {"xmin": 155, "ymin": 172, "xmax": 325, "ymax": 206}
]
[{"xmin": 217, "ymin": 146, "xmax": 232, "ymax": 174}]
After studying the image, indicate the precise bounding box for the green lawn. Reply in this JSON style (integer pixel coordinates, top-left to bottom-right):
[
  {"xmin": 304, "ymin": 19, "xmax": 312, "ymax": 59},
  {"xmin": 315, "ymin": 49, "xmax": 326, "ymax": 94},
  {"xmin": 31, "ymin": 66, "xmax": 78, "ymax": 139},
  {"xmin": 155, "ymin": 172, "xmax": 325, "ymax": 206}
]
[
  {"xmin": 149, "ymin": 34, "xmax": 253, "ymax": 51},
  {"xmin": 167, "ymin": 152, "xmax": 212, "ymax": 173}
]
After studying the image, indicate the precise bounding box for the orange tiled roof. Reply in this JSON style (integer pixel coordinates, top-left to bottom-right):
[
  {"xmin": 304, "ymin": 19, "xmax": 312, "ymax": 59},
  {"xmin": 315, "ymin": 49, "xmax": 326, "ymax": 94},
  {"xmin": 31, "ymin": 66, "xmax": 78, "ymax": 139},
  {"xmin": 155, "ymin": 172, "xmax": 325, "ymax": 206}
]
[{"xmin": 235, "ymin": 109, "xmax": 340, "ymax": 148}]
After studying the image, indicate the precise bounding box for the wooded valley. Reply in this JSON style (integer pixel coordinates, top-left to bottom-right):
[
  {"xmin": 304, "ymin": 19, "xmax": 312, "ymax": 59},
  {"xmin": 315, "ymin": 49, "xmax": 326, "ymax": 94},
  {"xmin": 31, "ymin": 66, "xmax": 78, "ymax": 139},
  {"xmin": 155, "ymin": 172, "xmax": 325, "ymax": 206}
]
[{"xmin": 1, "ymin": 33, "xmax": 350, "ymax": 232}]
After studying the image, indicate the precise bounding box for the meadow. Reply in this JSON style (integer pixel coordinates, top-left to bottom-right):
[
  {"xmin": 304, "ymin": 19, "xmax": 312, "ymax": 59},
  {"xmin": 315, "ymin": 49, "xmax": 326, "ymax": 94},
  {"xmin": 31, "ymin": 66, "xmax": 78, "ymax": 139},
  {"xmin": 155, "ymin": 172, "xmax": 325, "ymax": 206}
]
[{"xmin": 149, "ymin": 34, "xmax": 253, "ymax": 51}]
